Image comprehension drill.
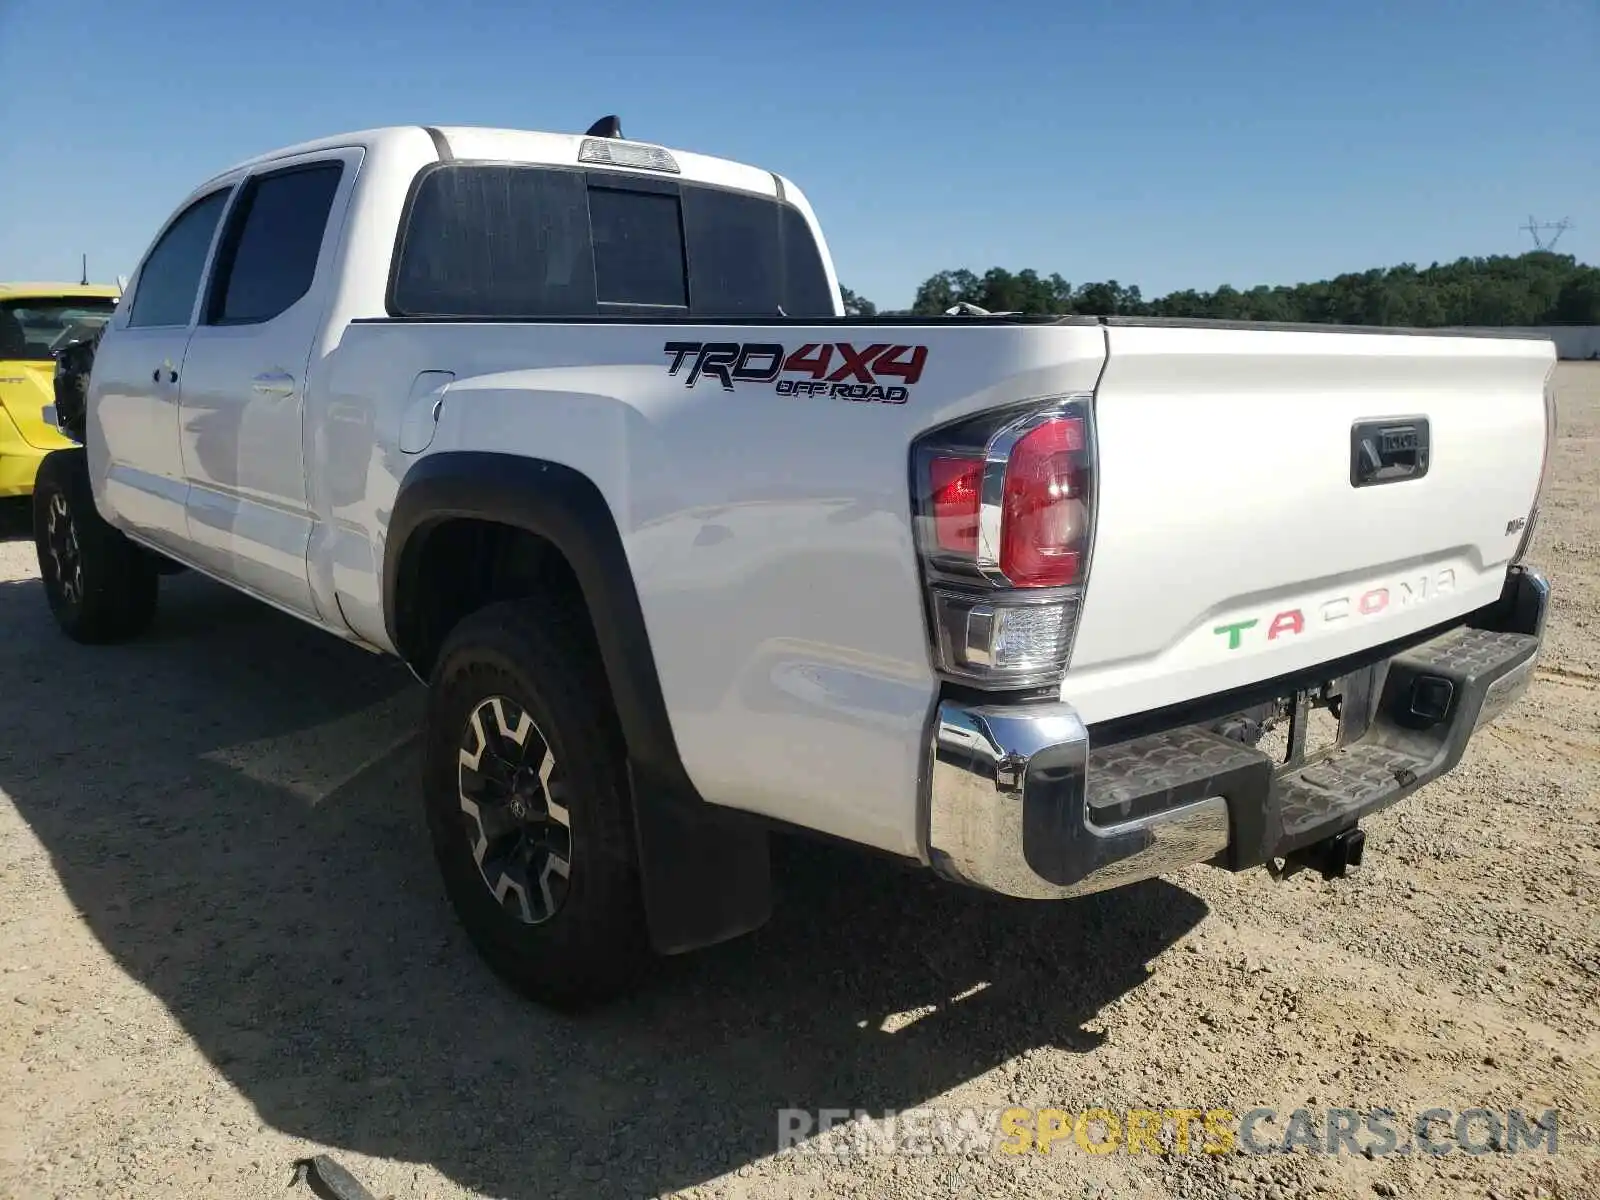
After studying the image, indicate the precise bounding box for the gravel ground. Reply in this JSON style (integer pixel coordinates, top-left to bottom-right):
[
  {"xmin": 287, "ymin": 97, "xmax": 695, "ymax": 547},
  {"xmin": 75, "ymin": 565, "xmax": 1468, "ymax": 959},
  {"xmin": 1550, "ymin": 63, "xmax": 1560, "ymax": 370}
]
[{"xmin": 1, "ymin": 365, "xmax": 1597, "ymax": 1200}]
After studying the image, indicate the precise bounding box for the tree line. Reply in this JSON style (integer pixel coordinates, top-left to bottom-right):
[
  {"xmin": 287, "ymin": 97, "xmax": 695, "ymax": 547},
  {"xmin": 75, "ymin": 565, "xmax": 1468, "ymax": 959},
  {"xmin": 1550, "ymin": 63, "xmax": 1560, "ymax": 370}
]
[{"xmin": 841, "ymin": 251, "xmax": 1600, "ymax": 326}]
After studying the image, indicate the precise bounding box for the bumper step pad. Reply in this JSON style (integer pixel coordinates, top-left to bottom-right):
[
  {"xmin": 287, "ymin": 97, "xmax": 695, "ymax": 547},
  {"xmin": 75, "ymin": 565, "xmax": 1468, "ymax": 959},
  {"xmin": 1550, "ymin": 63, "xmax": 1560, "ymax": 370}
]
[
  {"xmin": 1276, "ymin": 742, "xmax": 1435, "ymax": 843},
  {"xmin": 1397, "ymin": 626, "xmax": 1539, "ymax": 676},
  {"xmin": 1088, "ymin": 727, "xmax": 1269, "ymax": 824}
]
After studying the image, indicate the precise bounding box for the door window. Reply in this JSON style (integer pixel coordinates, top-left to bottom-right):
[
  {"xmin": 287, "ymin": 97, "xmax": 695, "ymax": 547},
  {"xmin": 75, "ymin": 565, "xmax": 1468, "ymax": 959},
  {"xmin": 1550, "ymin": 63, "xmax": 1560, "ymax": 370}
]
[
  {"xmin": 206, "ymin": 162, "xmax": 344, "ymax": 325},
  {"xmin": 127, "ymin": 189, "xmax": 231, "ymax": 328}
]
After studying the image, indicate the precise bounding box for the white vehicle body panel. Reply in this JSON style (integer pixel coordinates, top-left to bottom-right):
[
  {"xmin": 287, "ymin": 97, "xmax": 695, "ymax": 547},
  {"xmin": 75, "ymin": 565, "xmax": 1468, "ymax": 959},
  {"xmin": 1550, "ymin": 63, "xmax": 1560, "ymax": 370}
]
[{"xmin": 90, "ymin": 321, "xmax": 195, "ymax": 550}]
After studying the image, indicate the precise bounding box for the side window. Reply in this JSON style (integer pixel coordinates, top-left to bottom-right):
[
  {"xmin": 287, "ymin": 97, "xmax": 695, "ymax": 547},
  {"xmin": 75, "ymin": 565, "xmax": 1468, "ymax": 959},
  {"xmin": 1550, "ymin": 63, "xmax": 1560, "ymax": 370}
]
[
  {"xmin": 207, "ymin": 162, "xmax": 343, "ymax": 325},
  {"xmin": 588, "ymin": 187, "xmax": 687, "ymax": 309},
  {"xmin": 127, "ymin": 189, "xmax": 231, "ymax": 329},
  {"xmin": 391, "ymin": 165, "xmax": 596, "ymax": 318}
]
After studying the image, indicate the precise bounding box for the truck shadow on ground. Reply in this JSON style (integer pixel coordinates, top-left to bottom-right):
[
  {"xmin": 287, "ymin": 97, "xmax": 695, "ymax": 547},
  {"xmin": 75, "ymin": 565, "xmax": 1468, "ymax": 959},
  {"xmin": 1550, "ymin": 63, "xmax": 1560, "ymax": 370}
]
[
  {"xmin": 0, "ymin": 497, "xmax": 31, "ymax": 542},
  {"xmin": 0, "ymin": 572, "xmax": 1209, "ymax": 1199}
]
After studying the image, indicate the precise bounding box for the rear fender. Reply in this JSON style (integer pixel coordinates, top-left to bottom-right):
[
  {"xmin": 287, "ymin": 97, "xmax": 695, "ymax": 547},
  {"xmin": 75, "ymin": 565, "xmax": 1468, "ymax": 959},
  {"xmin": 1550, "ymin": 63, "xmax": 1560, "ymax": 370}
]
[{"xmin": 386, "ymin": 450, "xmax": 771, "ymax": 953}]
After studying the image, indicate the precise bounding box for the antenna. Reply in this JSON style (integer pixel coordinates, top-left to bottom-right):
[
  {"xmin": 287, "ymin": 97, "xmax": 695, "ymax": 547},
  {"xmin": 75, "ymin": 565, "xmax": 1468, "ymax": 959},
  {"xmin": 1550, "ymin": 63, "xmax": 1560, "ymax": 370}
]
[
  {"xmin": 584, "ymin": 115, "xmax": 624, "ymax": 139},
  {"xmin": 1520, "ymin": 216, "xmax": 1572, "ymax": 251},
  {"xmin": 80, "ymin": 253, "xmax": 88, "ymax": 286}
]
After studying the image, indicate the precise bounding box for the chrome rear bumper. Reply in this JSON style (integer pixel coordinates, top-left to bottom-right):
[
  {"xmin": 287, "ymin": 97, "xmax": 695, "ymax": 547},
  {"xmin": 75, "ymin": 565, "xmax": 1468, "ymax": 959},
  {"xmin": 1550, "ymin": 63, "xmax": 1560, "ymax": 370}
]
[
  {"xmin": 928, "ymin": 703, "xmax": 1232, "ymax": 899},
  {"xmin": 925, "ymin": 566, "xmax": 1548, "ymax": 900}
]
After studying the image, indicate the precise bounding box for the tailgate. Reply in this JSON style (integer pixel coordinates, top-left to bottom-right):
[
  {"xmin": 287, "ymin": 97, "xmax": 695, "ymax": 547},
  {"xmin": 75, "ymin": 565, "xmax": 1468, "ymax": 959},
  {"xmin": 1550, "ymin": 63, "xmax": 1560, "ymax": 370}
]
[{"xmin": 1064, "ymin": 322, "xmax": 1554, "ymax": 725}]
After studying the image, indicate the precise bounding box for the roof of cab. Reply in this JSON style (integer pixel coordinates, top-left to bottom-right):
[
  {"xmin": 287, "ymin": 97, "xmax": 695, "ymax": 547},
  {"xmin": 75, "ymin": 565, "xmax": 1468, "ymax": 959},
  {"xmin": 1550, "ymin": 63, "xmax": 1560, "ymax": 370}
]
[
  {"xmin": 206, "ymin": 125, "xmax": 781, "ymax": 200},
  {"xmin": 0, "ymin": 282, "xmax": 121, "ymax": 301}
]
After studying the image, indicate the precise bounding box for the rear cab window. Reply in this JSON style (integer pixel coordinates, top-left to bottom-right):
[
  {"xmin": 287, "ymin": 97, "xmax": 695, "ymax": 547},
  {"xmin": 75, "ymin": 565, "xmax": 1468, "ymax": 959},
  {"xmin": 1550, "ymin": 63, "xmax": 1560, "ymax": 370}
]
[{"xmin": 389, "ymin": 162, "xmax": 833, "ymax": 320}]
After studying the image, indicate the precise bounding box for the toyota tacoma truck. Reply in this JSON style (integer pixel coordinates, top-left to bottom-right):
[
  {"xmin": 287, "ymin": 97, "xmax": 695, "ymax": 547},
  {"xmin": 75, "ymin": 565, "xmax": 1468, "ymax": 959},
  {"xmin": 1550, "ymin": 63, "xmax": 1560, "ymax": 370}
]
[{"xmin": 33, "ymin": 121, "xmax": 1557, "ymax": 1009}]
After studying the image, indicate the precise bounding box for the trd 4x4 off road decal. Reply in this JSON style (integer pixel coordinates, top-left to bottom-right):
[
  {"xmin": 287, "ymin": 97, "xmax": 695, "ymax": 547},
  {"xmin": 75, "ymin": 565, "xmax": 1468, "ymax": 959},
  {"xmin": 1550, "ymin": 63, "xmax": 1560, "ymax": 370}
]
[{"xmin": 663, "ymin": 341, "xmax": 927, "ymax": 404}]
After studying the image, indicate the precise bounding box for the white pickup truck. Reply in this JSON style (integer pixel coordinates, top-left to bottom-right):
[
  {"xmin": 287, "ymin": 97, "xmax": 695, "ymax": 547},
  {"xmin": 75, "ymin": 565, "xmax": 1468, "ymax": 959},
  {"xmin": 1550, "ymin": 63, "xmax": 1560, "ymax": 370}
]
[{"xmin": 35, "ymin": 121, "xmax": 1556, "ymax": 1009}]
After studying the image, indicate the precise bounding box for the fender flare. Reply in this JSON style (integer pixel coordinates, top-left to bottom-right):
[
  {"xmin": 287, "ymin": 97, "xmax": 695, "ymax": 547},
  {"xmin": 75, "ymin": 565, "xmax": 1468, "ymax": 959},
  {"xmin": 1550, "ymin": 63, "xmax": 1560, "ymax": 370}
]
[
  {"xmin": 386, "ymin": 451, "xmax": 683, "ymax": 786},
  {"xmin": 385, "ymin": 451, "xmax": 770, "ymax": 952}
]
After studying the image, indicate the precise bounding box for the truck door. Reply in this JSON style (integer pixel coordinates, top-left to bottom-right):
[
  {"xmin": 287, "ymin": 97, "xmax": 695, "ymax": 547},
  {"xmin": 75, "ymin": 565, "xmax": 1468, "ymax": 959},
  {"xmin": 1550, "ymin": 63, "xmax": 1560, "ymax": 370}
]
[
  {"xmin": 177, "ymin": 148, "xmax": 360, "ymax": 619},
  {"xmin": 88, "ymin": 185, "xmax": 233, "ymax": 552}
]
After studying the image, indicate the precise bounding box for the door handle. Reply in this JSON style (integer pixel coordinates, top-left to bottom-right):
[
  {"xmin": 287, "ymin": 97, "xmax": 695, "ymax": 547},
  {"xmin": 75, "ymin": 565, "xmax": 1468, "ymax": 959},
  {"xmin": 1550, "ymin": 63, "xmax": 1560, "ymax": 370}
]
[
  {"xmin": 152, "ymin": 365, "xmax": 177, "ymax": 384},
  {"xmin": 252, "ymin": 370, "xmax": 297, "ymax": 397}
]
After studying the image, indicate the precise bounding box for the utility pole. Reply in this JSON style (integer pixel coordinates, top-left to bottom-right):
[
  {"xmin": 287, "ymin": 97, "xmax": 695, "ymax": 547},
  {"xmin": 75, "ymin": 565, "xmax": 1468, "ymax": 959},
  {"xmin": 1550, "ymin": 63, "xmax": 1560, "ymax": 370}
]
[{"xmin": 1520, "ymin": 216, "xmax": 1572, "ymax": 251}]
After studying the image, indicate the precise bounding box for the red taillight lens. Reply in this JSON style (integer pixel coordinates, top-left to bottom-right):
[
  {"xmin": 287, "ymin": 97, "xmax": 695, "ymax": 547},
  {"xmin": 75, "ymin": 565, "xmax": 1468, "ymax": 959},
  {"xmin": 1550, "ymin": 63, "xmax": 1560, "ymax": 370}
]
[
  {"xmin": 999, "ymin": 417, "xmax": 1088, "ymax": 587},
  {"xmin": 929, "ymin": 455, "xmax": 982, "ymax": 554}
]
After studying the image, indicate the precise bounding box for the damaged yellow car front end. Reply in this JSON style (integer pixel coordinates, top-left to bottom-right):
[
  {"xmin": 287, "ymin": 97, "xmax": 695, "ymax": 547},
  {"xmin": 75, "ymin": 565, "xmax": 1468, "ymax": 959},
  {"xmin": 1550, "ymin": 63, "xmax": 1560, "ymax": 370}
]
[{"xmin": 0, "ymin": 283, "xmax": 119, "ymax": 496}]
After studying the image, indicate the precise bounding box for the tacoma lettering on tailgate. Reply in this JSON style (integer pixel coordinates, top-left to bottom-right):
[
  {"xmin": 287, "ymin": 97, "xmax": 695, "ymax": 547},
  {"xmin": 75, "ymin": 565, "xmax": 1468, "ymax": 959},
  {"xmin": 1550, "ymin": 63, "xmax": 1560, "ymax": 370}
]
[
  {"xmin": 663, "ymin": 340, "xmax": 927, "ymax": 404},
  {"xmin": 1212, "ymin": 569, "xmax": 1458, "ymax": 651}
]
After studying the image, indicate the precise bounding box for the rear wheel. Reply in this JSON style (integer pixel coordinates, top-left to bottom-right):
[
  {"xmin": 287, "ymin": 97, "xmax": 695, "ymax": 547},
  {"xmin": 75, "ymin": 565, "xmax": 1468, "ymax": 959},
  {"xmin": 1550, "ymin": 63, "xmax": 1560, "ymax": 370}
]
[
  {"xmin": 32, "ymin": 449, "xmax": 158, "ymax": 643},
  {"xmin": 423, "ymin": 596, "xmax": 649, "ymax": 1009}
]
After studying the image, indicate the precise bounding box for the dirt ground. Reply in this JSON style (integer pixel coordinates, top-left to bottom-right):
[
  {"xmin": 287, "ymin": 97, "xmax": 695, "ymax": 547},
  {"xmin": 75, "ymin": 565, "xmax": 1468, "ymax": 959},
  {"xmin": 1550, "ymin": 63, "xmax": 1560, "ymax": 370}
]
[{"xmin": 1, "ymin": 365, "xmax": 1597, "ymax": 1200}]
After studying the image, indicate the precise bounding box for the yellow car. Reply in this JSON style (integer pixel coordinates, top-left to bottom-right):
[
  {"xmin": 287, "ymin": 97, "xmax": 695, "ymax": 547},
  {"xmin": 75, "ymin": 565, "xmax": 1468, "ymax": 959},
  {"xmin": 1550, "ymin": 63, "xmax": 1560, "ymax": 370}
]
[{"xmin": 0, "ymin": 283, "xmax": 120, "ymax": 497}]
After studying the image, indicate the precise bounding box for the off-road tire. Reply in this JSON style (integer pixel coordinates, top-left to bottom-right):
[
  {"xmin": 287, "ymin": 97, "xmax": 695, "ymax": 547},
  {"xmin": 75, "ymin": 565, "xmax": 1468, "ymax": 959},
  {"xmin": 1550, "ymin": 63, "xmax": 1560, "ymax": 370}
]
[
  {"xmin": 423, "ymin": 596, "xmax": 649, "ymax": 1010},
  {"xmin": 32, "ymin": 449, "xmax": 159, "ymax": 643}
]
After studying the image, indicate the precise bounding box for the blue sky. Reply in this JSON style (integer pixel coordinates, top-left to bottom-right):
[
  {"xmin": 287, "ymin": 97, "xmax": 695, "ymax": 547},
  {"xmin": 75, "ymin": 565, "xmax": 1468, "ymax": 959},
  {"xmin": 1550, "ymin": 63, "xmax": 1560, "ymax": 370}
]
[{"xmin": 2, "ymin": 0, "xmax": 1595, "ymax": 309}]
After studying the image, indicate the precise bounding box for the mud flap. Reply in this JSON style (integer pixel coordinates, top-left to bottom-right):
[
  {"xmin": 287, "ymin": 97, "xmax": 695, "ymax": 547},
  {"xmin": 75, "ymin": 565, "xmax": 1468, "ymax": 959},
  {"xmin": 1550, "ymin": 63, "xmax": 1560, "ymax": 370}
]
[{"xmin": 627, "ymin": 761, "xmax": 772, "ymax": 955}]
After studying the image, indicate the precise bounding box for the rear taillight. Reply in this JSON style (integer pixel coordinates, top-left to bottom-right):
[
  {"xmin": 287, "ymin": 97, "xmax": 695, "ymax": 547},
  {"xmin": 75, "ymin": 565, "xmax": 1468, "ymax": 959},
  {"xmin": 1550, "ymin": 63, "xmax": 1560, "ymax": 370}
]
[
  {"xmin": 1513, "ymin": 371, "xmax": 1558, "ymax": 565},
  {"xmin": 911, "ymin": 395, "xmax": 1096, "ymax": 689}
]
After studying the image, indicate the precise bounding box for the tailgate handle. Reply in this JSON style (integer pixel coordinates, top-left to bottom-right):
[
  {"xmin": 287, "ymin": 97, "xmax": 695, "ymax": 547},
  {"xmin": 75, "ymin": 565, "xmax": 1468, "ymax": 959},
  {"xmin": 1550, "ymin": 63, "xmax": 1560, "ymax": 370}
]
[{"xmin": 1351, "ymin": 417, "xmax": 1429, "ymax": 487}]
